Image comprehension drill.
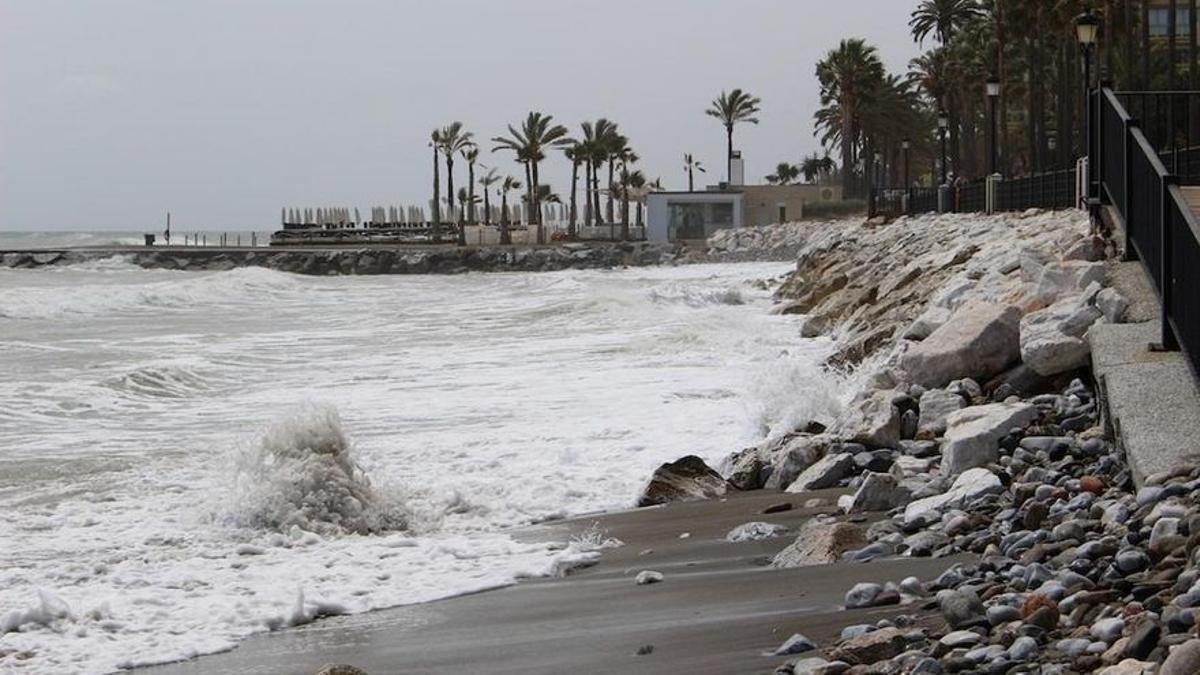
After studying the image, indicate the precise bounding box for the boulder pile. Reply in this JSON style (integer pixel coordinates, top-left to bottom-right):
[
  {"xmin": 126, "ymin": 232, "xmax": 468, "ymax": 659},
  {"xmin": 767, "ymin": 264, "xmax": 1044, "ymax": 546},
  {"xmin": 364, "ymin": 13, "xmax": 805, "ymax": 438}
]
[{"xmin": 638, "ymin": 209, "xmax": 1200, "ymax": 673}]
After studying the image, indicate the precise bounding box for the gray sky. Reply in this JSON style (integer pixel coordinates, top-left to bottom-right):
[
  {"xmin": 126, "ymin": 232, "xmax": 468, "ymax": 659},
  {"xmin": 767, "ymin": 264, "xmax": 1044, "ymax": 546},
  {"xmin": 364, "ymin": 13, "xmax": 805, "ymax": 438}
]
[{"xmin": 1, "ymin": 0, "xmax": 924, "ymax": 231}]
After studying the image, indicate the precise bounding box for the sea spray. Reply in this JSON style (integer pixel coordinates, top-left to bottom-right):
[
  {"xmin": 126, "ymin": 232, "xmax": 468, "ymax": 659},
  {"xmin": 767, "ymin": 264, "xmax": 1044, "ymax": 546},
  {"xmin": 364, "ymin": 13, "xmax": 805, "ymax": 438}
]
[{"xmin": 227, "ymin": 404, "xmax": 406, "ymax": 536}]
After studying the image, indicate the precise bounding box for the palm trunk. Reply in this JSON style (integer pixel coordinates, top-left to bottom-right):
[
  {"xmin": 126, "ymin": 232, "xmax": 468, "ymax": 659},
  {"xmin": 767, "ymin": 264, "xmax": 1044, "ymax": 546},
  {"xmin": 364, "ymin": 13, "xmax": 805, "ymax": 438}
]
[
  {"xmin": 500, "ymin": 191, "xmax": 510, "ymax": 245},
  {"xmin": 524, "ymin": 162, "xmax": 533, "ymax": 229},
  {"xmin": 592, "ymin": 161, "xmax": 602, "ymax": 226},
  {"xmin": 569, "ymin": 159, "xmax": 579, "ymax": 238},
  {"xmin": 432, "ymin": 145, "xmax": 441, "ymax": 243},
  {"xmin": 840, "ymin": 110, "xmax": 854, "ymax": 196},
  {"xmin": 445, "ymin": 155, "xmax": 458, "ymax": 245},
  {"xmin": 621, "ymin": 176, "xmax": 630, "ymax": 241},
  {"xmin": 606, "ymin": 158, "xmax": 615, "ymax": 224},
  {"xmin": 483, "ymin": 186, "xmax": 491, "ymax": 227},
  {"xmin": 688, "ymin": 166, "xmax": 694, "ymax": 192},
  {"xmin": 532, "ymin": 161, "xmax": 543, "ymax": 245},
  {"xmin": 467, "ymin": 161, "xmax": 476, "ymax": 225},
  {"xmin": 725, "ymin": 125, "xmax": 734, "ymax": 183}
]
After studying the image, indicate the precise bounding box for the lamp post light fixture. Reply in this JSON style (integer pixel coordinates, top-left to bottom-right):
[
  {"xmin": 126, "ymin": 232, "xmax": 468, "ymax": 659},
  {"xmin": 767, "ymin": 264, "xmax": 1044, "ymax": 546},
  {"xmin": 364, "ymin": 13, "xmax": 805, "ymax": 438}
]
[
  {"xmin": 937, "ymin": 110, "xmax": 950, "ymax": 186},
  {"xmin": 986, "ymin": 75, "xmax": 1001, "ymax": 176},
  {"xmin": 1076, "ymin": 8, "xmax": 1100, "ymax": 191}
]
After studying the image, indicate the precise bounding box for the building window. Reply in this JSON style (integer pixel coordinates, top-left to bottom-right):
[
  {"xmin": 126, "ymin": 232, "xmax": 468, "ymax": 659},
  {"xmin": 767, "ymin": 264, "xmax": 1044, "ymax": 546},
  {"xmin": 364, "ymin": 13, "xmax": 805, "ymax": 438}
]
[
  {"xmin": 1149, "ymin": 8, "xmax": 1192, "ymax": 37},
  {"xmin": 667, "ymin": 201, "xmax": 735, "ymax": 240}
]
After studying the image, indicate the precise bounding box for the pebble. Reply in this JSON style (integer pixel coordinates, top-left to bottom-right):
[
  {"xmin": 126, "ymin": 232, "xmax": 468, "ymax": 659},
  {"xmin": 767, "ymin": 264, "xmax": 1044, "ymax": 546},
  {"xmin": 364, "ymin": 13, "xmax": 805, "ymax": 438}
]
[
  {"xmin": 939, "ymin": 630, "xmax": 982, "ymax": 648},
  {"xmin": 773, "ymin": 633, "xmax": 817, "ymax": 655},
  {"xmin": 1092, "ymin": 617, "xmax": 1125, "ymax": 643},
  {"xmin": 1007, "ymin": 635, "xmax": 1038, "ymax": 661},
  {"xmin": 844, "ymin": 582, "xmax": 883, "ymax": 609},
  {"xmin": 634, "ymin": 571, "xmax": 663, "ymax": 585}
]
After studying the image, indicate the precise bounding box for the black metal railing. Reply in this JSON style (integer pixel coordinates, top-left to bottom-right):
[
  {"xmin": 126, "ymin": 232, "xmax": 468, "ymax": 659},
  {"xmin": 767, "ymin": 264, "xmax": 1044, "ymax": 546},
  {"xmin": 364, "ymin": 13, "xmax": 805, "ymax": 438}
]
[
  {"xmin": 868, "ymin": 187, "xmax": 940, "ymax": 218},
  {"xmin": 996, "ymin": 168, "xmax": 1077, "ymax": 212},
  {"xmin": 1116, "ymin": 92, "xmax": 1200, "ymax": 184},
  {"xmin": 955, "ymin": 181, "xmax": 985, "ymax": 213},
  {"xmin": 1095, "ymin": 86, "xmax": 1200, "ymax": 376}
]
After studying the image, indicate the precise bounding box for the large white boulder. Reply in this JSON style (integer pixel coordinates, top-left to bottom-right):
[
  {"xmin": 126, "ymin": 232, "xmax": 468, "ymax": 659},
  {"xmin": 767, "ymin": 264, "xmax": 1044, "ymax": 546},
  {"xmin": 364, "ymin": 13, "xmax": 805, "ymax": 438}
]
[
  {"xmin": 1020, "ymin": 293, "xmax": 1103, "ymax": 376},
  {"xmin": 900, "ymin": 302, "xmax": 1022, "ymax": 388},
  {"xmin": 787, "ymin": 452, "xmax": 855, "ymax": 492},
  {"xmin": 904, "ymin": 468, "xmax": 1003, "ymax": 524},
  {"xmin": 941, "ymin": 402, "xmax": 1039, "ymax": 475},
  {"xmin": 842, "ymin": 471, "xmax": 911, "ymax": 513},
  {"xmin": 1034, "ymin": 260, "xmax": 1105, "ymax": 303},
  {"xmin": 917, "ymin": 389, "xmax": 967, "ymax": 437},
  {"xmin": 835, "ymin": 391, "xmax": 902, "ymax": 449}
]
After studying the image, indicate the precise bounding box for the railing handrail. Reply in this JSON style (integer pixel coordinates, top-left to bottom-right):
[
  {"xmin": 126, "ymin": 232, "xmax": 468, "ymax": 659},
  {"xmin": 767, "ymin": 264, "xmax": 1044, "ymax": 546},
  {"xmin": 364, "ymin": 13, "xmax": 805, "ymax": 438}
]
[
  {"xmin": 1104, "ymin": 89, "xmax": 1135, "ymax": 124},
  {"xmin": 1130, "ymin": 126, "xmax": 1173, "ymax": 178},
  {"xmin": 1168, "ymin": 183, "xmax": 1200, "ymax": 244},
  {"xmin": 1113, "ymin": 90, "xmax": 1200, "ymax": 95}
]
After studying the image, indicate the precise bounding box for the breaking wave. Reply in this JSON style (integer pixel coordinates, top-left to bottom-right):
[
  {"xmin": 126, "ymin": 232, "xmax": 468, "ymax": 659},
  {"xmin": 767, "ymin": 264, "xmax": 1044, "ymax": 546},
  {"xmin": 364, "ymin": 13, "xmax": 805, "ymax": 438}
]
[
  {"xmin": 646, "ymin": 282, "xmax": 746, "ymax": 307},
  {"xmin": 226, "ymin": 404, "xmax": 407, "ymax": 536},
  {"xmin": 0, "ymin": 267, "xmax": 301, "ymax": 320},
  {"xmin": 102, "ymin": 364, "xmax": 215, "ymax": 399}
]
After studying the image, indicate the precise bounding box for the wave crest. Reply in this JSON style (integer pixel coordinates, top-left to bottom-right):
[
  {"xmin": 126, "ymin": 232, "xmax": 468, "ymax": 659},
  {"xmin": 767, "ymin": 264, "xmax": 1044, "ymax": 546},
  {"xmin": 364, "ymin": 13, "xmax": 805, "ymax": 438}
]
[
  {"xmin": 227, "ymin": 404, "xmax": 406, "ymax": 536},
  {"xmin": 646, "ymin": 282, "xmax": 745, "ymax": 308}
]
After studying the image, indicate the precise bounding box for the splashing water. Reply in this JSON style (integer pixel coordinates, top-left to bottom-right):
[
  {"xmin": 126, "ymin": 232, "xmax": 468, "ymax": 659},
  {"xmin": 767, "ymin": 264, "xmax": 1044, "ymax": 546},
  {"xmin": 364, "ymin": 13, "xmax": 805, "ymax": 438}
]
[{"xmin": 228, "ymin": 404, "xmax": 406, "ymax": 536}]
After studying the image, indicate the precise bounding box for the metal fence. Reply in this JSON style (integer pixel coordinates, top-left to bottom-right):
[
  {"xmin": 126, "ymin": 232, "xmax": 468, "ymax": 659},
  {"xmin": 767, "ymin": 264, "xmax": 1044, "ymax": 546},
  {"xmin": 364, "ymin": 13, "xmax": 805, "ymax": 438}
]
[
  {"xmin": 996, "ymin": 168, "xmax": 1077, "ymax": 212},
  {"xmin": 1094, "ymin": 86, "xmax": 1200, "ymax": 375},
  {"xmin": 1116, "ymin": 92, "xmax": 1200, "ymax": 184}
]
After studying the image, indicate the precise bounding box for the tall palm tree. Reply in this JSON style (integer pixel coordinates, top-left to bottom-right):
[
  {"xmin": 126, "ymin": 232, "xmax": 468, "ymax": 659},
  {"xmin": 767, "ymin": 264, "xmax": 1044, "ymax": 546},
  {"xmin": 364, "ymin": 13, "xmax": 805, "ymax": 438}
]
[
  {"xmin": 437, "ymin": 122, "xmax": 474, "ymax": 244},
  {"xmin": 478, "ymin": 168, "xmax": 500, "ymax": 226},
  {"xmin": 579, "ymin": 119, "xmax": 618, "ymax": 228},
  {"xmin": 683, "ymin": 153, "xmax": 706, "ymax": 192},
  {"xmin": 492, "ymin": 112, "xmax": 570, "ymax": 244},
  {"xmin": 605, "ymin": 132, "xmax": 629, "ymax": 224},
  {"xmin": 430, "ymin": 128, "xmax": 443, "ymax": 242},
  {"xmin": 563, "ymin": 143, "xmax": 584, "ymax": 238},
  {"xmin": 705, "ymin": 89, "xmax": 762, "ymax": 183},
  {"xmin": 800, "ymin": 154, "xmax": 823, "ymax": 183},
  {"xmin": 816, "ymin": 39, "xmax": 886, "ymax": 195},
  {"xmin": 626, "ymin": 170, "xmax": 649, "ymax": 231},
  {"xmin": 498, "ymin": 176, "xmax": 521, "ymax": 245},
  {"xmin": 463, "ymin": 146, "xmax": 479, "ymax": 224},
  {"xmin": 909, "ymin": 0, "xmax": 984, "ymax": 46}
]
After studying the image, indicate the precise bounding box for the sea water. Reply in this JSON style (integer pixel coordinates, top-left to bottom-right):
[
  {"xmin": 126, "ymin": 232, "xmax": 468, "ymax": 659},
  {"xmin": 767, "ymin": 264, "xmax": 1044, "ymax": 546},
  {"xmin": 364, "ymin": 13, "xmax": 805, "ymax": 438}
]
[{"xmin": 0, "ymin": 258, "xmax": 842, "ymax": 673}]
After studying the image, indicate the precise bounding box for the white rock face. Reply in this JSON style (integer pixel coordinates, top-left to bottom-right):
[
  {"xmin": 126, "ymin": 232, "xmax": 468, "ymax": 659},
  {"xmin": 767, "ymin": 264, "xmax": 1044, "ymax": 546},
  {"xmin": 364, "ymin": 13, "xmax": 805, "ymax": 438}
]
[
  {"xmin": 1034, "ymin": 260, "xmax": 1105, "ymax": 302},
  {"xmin": 941, "ymin": 402, "xmax": 1039, "ymax": 475},
  {"xmin": 917, "ymin": 389, "xmax": 967, "ymax": 437},
  {"xmin": 901, "ymin": 301, "xmax": 1022, "ymax": 388},
  {"xmin": 903, "ymin": 467, "xmax": 1003, "ymax": 523},
  {"xmin": 1020, "ymin": 293, "xmax": 1103, "ymax": 376},
  {"xmin": 843, "ymin": 471, "xmax": 911, "ymax": 513},
  {"xmin": 1096, "ymin": 287, "xmax": 1129, "ymax": 323},
  {"xmin": 835, "ymin": 391, "xmax": 901, "ymax": 449},
  {"xmin": 787, "ymin": 452, "xmax": 855, "ymax": 492},
  {"xmin": 763, "ymin": 436, "xmax": 828, "ymax": 490}
]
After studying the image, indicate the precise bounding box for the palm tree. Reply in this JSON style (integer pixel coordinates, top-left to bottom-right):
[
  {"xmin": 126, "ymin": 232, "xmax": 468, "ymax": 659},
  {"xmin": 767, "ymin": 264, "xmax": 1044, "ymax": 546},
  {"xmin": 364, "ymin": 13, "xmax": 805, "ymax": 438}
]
[
  {"xmin": 579, "ymin": 119, "xmax": 618, "ymax": 228},
  {"xmin": 463, "ymin": 146, "xmax": 480, "ymax": 224},
  {"xmin": 909, "ymin": 0, "xmax": 984, "ymax": 46},
  {"xmin": 437, "ymin": 122, "xmax": 474, "ymax": 244},
  {"xmin": 816, "ymin": 39, "xmax": 886, "ymax": 195},
  {"xmin": 766, "ymin": 162, "xmax": 800, "ymax": 185},
  {"xmin": 683, "ymin": 153, "xmax": 706, "ymax": 192},
  {"xmin": 429, "ymin": 128, "xmax": 443, "ymax": 242},
  {"xmin": 492, "ymin": 112, "xmax": 570, "ymax": 244},
  {"xmin": 498, "ymin": 176, "xmax": 521, "ymax": 245},
  {"xmin": 456, "ymin": 188, "xmax": 478, "ymax": 228},
  {"xmin": 563, "ymin": 143, "xmax": 584, "ymax": 238},
  {"xmin": 626, "ymin": 170, "xmax": 649, "ymax": 231},
  {"xmin": 705, "ymin": 89, "xmax": 762, "ymax": 183},
  {"xmin": 478, "ymin": 168, "xmax": 500, "ymax": 226},
  {"xmin": 604, "ymin": 132, "xmax": 629, "ymax": 225},
  {"xmin": 800, "ymin": 154, "xmax": 823, "ymax": 183}
]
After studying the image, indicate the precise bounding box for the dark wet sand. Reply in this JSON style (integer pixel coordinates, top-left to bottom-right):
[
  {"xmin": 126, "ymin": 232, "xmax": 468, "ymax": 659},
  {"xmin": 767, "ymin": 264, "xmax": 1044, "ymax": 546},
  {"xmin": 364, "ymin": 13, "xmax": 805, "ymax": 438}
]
[{"xmin": 145, "ymin": 490, "xmax": 967, "ymax": 675}]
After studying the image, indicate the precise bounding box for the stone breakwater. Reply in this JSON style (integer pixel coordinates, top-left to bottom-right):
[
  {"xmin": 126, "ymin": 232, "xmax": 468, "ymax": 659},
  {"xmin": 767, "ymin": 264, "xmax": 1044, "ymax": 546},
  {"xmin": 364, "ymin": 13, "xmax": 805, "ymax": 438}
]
[
  {"xmin": 0, "ymin": 242, "xmax": 686, "ymax": 275},
  {"xmin": 638, "ymin": 210, "xmax": 1200, "ymax": 673}
]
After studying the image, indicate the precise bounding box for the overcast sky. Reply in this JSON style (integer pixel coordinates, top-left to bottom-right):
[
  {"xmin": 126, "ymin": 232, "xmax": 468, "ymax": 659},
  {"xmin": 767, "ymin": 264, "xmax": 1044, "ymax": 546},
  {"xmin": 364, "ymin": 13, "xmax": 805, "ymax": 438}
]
[{"xmin": 1, "ymin": 1, "xmax": 924, "ymax": 232}]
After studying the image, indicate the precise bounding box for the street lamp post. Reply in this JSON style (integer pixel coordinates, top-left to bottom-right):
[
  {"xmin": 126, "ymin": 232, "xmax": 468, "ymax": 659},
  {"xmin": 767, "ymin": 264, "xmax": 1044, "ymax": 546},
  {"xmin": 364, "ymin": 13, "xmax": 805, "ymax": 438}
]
[
  {"xmin": 901, "ymin": 138, "xmax": 911, "ymax": 189},
  {"xmin": 937, "ymin": 110, "xmax": 950, "ymax": 186},
  {"xmin": 1076, "ymin": 10, "xmax": 1100, "ymax": 159},
  {"xmin": 986, "ymin": 76, "xmax": 1001, "ymax": 176},
  {"xmin": 875, "ymin": 151, "xmax": 885, "ymax": 190}
]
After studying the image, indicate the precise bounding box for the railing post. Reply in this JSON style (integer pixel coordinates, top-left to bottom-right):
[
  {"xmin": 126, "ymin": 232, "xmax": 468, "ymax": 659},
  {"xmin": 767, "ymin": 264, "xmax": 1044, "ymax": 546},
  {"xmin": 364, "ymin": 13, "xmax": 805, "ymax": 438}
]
[
  {"xmin": 1123, "ymin": 117, "xmax": 1138, "ymax": 262},
  {"xmin": 1159, "ymin": 175, "xmax": 1181, "ymax": 352}
]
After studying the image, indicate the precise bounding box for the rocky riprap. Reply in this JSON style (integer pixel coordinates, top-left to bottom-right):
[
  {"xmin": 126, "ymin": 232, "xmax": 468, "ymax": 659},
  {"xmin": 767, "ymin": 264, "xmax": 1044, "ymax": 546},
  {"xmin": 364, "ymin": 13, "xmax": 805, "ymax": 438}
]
[
  {"xmin": 636, "ymin": 210, "xmax": 1200, "ymax": 673},
  {"xmin": 0, "ymin": 242, "xmax": 685, "ymax": 275}
]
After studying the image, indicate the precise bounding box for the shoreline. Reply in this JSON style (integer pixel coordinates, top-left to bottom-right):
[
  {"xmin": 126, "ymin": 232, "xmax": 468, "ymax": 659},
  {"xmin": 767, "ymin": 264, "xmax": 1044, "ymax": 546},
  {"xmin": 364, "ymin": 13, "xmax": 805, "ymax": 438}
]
[{"xmin": 142, "ymin": 491, "xmax": 969, "ymax": 675}]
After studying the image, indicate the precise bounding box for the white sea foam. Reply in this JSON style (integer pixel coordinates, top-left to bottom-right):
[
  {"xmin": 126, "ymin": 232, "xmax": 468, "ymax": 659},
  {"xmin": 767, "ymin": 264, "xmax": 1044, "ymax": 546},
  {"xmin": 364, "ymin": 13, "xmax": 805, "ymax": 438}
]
[{"xmin": 0, "ymin": 261, "xmax": 839, "ymax": 673}]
